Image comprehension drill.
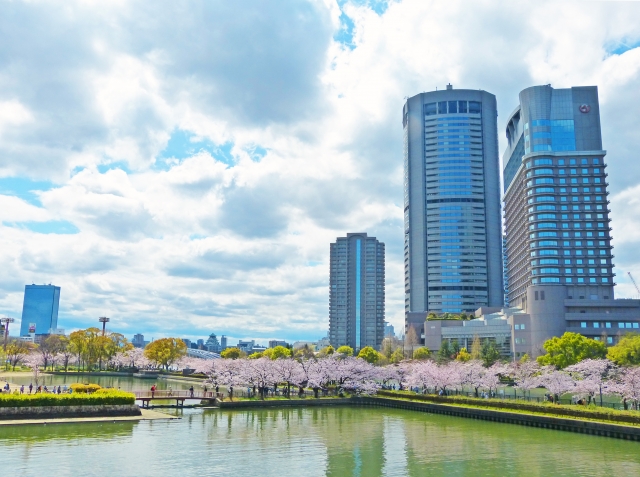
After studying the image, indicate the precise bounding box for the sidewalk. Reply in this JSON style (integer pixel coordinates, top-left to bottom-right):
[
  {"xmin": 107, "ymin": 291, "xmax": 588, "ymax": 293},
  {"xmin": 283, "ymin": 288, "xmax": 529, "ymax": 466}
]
[{"xmin": 0, "ymin": 408, "xmax": 179, "ymax": 426}]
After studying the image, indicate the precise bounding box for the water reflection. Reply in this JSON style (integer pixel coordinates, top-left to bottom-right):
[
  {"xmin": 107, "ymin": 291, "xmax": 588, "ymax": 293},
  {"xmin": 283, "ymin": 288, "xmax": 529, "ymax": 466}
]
[{"xmin": 1, "ymin": 406, "xmax": 640, "ymax": 476}]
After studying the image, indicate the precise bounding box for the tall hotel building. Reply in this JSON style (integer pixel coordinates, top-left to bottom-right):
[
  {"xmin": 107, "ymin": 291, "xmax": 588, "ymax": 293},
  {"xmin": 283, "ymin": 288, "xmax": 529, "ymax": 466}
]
[
  {"xmin": 501, "ymin": 85, "xmax": 640, "ymax": 354},
  {"xmin": 403, "ymin": 86, "xmax": 503, "ymax": 332},
  {"xmin": 329, "ymin": 233, "xmax": 385, "ymax": 351}
]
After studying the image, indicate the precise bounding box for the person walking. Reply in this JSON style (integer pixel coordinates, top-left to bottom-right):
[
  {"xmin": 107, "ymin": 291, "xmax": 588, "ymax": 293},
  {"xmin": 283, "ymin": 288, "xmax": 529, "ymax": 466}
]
[
  {"xmin": 151, "ymin": 384, "xmax": 156, "ymax": 398},
  {"xmin": 28, "ymin": 383, "xmax": 33, "ymax": 394},
  {"xmin": 20, "ymin": 385, "xmax": 24, "ymax": 394},
  {"xmin": 189, "ymin": 386, "xmax": 194, "ymax": 398}
]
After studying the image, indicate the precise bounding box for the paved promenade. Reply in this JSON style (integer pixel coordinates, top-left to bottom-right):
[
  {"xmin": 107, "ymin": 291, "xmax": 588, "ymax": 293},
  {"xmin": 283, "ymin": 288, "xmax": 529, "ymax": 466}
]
[{"xmin": 0, "ymin": 408, "xmax": 178, "ymax": 426}]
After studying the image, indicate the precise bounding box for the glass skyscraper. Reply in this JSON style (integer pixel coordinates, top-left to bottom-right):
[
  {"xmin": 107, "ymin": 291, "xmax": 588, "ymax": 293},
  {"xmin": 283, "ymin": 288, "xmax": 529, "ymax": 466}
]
[
  {"xmin": 503, "ymin": 85, "xmax": 613, "ymax": 308},
  {"xmin": 19, "ymin": 284, "xmax": 60, "ymax": 336},
  {"xmin": 403, "ymin": 85, "xmax": 503, "ymax": 330},
  {"xmin": 329, "ymin": 233, "xmax": 385, "ymax": 351}
]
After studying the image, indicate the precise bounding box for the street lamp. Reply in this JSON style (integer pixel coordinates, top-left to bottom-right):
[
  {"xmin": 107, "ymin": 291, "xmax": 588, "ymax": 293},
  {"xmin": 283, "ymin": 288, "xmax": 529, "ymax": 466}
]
[
  {"xmin": 98, "ymin": 317, "xmax": 110, "ymax": 370},
  {"xmin": 1, "ymin": 317, "xmax": 15, "ymax": 350}
]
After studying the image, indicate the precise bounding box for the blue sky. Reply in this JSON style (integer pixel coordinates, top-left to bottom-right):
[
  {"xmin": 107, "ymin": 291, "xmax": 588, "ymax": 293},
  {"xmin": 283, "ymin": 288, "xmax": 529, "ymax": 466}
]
[{"xmin": 2, "ymin": 0, "xmax": 640, "ymax": 346}]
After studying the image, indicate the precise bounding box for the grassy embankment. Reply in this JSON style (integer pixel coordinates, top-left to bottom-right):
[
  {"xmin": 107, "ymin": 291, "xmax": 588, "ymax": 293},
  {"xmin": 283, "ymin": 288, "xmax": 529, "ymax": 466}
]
[{"xmin": 376, "ymin": 390, "xmax": 640, "ymax": 426}]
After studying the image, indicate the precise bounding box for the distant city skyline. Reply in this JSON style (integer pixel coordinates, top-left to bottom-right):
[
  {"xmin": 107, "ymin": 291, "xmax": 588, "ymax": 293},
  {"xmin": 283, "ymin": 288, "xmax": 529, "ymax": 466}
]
[{"xmin": 1, "ymin": 2, "xmax": 640, "ymax": 342}]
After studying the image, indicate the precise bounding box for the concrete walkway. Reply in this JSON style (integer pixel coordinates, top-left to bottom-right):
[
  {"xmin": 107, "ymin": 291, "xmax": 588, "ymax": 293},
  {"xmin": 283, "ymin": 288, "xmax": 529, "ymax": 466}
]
[{"xmin": 0, "ymin": 408, "xmax": 179, "ymax": 426}]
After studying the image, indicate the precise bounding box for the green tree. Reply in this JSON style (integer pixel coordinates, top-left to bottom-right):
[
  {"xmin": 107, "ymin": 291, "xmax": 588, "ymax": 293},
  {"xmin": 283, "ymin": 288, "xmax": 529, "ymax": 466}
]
[
  {"xmin": 390, "ymin": 347, "xmax": 404, "ymax": 364},
  {"xmin": 248, "ymin": 351, "xmax": 263, "ymax": 359},
  {"xmin": 413, "ymin": 347, "xmax": 431, "ymax": 360},
  {"xmin": 437, "ymin": 341, "xmax": 452, "ymax": 362},
  {"xmin": 607, "ymin": 333, "xmax": 640, "ymax": 365},
  {"xmin": 336, "ymin": 345, "xmax": 354, "ymax": 356},
  {"xmin": 143, "ymin": 338, "xmax": 187, "ymax": 369},
  {"xmin": 451, "ymin": 339, "xmax": 460, "ymax": 355},
  {"xmin": 460, "ymin": 312, "xmax": 469, "ymax": 321},
  {"xmin": 537, "ymin": 332, "xmax": 607, "ymax": 368},
  {"xmin": 456, "ymin": 348, "xmax": 472, "ymax": 362},
  {"xmin": 481, "ymin": 340, "xmax": 501, "ymax": 367},
  {"xmin": 318, "ymin": 345, "xmax": 335, "ymax": 357},
  {"xmin": 221, "ymin": 347, "xmax": 242, "ymax": 359},
  {"xmin": 357, "ymin": 346, "xmax": 382, "ymax": 364},
  {"xmin": 427, "ymin": 312, "xmax": 438, "ymax": 321},
  {"xmin": 271, "ymin": 345, "xmax": 292, "ymax": 359},
  {"xmin": 294, "ymin": 345, "xmax": 315, "ymax": 359}
]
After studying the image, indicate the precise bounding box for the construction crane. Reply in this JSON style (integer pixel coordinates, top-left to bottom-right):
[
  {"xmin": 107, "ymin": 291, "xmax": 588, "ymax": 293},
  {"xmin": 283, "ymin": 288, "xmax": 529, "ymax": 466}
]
[{"xmin": 628, "ymin": 272, "xmax": 640, "ymax": 295}]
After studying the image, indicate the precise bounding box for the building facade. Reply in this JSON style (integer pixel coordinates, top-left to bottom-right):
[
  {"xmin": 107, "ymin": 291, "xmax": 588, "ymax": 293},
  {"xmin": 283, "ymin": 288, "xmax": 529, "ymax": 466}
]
[
  {"xmin": 329, "ymin": 233, "xmax": 385, "ymax": 351},
  {"xmin": 499, "ymin": 84, "xmax": 636, "ymax": 356},
  {"xmin": 403, "ymin": 85, "xmax": 503, "ymax": 334},
  {"xmin": 19, "ymin": 284, "xmax": 60, "ymax": 336}
]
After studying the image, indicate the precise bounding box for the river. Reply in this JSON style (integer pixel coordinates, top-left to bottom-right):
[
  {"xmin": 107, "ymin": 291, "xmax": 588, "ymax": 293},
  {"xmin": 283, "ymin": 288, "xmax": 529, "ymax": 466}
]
[{"xmin": 1, "ymin": 405, "xmax": 639, "ymax": 476}]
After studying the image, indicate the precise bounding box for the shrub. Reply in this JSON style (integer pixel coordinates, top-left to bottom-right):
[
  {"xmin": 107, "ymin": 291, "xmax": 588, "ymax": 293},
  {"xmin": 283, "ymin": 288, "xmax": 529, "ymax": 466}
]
[
  {"xmin": 0, "ymin": 390, "xmax": 135, "ymax": 407},
  {"xmin": 70, "ymin": 383, "xmax": 102, "ymax": 394}
]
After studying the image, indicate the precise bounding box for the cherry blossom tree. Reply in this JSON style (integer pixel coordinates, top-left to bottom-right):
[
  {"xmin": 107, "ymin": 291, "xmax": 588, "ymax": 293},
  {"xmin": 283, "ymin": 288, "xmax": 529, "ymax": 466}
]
[
  {"xmin": 565, "ymin": 359, "xmax": 616, "ymax": 406},
  {"xmin": 23, "ymin": 353, "xmax": 44, "ymax": 387},
  {"xmin": 509, "ymin": 360, "xmax": 540, "ymax": 400},
  {"xmin": 537, "ymin": 368, "xmax": 576, "ymax": 403}
]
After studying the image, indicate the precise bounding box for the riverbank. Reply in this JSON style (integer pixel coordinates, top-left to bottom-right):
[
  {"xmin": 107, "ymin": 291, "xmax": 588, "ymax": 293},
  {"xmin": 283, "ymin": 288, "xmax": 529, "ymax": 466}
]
[{"xmin": 0, "ymin": 408, "xmax": 178, "ymax": 426}]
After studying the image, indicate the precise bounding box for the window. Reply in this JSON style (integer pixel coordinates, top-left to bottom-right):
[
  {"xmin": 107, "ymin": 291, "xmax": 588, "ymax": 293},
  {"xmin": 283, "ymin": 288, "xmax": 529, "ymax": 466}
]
[
  {"xmin": 594, "ymin": 323, "xmax": 600, "ymax": 328},
  {"xmin": 459, "ymin": 101, "xmax": 468, "ymax": 113},
  {"xmin": 438, "ymin": 101, "xmax": 447, "ymax": 114},
  {"xmin": 580, "ymin": 322, "xmax": 587, "ymax": 328},
  {"xmin": 448, "ymin": 101, "xmax": 458, "ymax": 113},
  {"xmin": 607, "ymin": 337, "xmax": 613, "ymax": 344},
  {"xmin": 534, "ymin": 159, "xmax": 553, "ymax": 166},
  {"xmin": 605, "ymin": 322, "xmax": 611, "ymax": 328},
  {"xmin": 541, "ymin": 277, "xmax": 560, "ymax": 283},
  {"xmin": 425, "ymin": 103, "xmax": 437, "ymax": 116}
]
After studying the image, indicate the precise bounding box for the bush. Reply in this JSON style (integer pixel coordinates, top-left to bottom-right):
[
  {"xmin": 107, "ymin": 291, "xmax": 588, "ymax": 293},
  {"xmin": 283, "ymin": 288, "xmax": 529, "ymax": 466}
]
[
  {"xmin": 70, "ymin": 383, "xmax": 102, "ymax": 394},
  {"xmin": 0, "ymin": 390, "xmax": 135, "ymax": 408}
]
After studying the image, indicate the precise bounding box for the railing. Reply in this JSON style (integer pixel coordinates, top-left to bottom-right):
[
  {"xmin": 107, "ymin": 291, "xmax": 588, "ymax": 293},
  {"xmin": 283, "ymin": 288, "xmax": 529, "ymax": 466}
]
[{"xmin": 134, "ymin": 390, "xmax": 217, "ymax": 400}]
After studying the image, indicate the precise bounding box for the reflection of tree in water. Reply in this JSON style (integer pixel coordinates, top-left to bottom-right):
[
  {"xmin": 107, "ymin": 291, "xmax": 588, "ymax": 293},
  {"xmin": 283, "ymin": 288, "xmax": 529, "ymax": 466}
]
[{"xmin": 399, "ymin": 410, "xmax": 640, "ymax": 476}]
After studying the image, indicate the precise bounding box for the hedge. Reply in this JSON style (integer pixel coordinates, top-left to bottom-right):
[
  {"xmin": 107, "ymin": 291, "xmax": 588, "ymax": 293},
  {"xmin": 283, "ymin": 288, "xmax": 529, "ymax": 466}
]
[
  {"xmin": 376, "ymin": 390, "xmax": 640, "ymax": 425},
  {"xmin": 0, "ymin": 390, "xmax": 135, "ymax": 408},
  {"xmin": 70, "ymin": 383, "xmax": 102, "ymax": 393}
]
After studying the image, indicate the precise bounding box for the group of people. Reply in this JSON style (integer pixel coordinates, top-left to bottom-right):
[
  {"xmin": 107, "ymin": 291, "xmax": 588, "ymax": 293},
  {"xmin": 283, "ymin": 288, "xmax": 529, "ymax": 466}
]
[{"xmin": 2, "ymin": 382, "xmax": 70, "ymax": 394}]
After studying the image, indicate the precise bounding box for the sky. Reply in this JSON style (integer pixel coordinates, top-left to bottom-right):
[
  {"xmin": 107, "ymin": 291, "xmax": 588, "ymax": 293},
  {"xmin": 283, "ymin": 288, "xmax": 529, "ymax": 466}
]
[{"xmin": 1, "ymin": 0, "xmax": 640, "ymax": 346}]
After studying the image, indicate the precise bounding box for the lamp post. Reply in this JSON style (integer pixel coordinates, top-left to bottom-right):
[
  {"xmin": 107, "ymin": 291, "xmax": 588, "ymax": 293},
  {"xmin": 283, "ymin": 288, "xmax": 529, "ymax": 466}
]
[
  {"xmin": 1, "ymin": 317, "xmax": 15, "ymax": 350},
  {"xmin": 98, "ymin": 317, "xmax": 110, "ymax": 371}
]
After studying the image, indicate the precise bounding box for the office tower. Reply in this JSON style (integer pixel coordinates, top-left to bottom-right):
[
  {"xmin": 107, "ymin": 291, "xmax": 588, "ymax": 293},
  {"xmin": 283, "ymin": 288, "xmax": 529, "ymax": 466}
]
[
  {"xmin": 220, "ymin": 335, "xmax": 227, "ymax": 350},
  {"xmin": 329, "ymin": 233, "xmax": 385, "ymax": 351},
  {"xmin": 132, "ymin": 333, "xmax": 146, "ymax": 348},
  {"xmin": 403, "ymin": 85, "xmax": 503, "ymax": 331},
  {"xmin": 19, "ymin": 284, "xmax": 60, "ymax": 336},
  {"xmin": 503, "ymin": 85, "xmax": 624, "ymax": 353}
]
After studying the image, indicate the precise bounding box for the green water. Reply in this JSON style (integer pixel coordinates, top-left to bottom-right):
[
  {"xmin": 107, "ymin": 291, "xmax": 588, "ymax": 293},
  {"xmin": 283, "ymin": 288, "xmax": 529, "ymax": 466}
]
[
  {"xmin": 1, "ymin": 406, "xmax": 638, "ymax": 476},
  {"xmin": 6, "ymin": 373, "xmax": 196, "ymax": 392}
]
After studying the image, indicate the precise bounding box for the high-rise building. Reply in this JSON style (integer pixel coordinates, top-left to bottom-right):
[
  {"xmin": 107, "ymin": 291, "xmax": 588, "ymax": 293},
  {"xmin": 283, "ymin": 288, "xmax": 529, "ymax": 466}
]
[
  {"xmin": 19, "ymin": 284, "xmax": 60, "ymax": 336},
  {"xmin": 403, "ymin": 85, "xmax": 503, "ymax": 333},
  {"xmin": 205, "ymin": 333, "xmax": 221, "ymax": 352},
  {"xmin": 132, "ymin": 333, "xmax": 146, "ymax": 348},
  {"xmin": 329, "ymin": 233, "xmax": 385, "ymax": 351},
  {"xmin": 220, "ymin": 335, "xmax": 227, "ymax": 350},
  {"xmin": 502, "ymin": 84, "xmax": 632, "ymax": 355}
]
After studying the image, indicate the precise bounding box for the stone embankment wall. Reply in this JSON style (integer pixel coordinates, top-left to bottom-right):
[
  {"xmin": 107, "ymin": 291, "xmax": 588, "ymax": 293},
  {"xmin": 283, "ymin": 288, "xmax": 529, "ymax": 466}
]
[
  {"xmin": 0, "ymin": 404, "xmax": 141, "ymax": 420},
  {"xmin": 356, "ymin": 397, "xmax": 640, "ymax": 441}
]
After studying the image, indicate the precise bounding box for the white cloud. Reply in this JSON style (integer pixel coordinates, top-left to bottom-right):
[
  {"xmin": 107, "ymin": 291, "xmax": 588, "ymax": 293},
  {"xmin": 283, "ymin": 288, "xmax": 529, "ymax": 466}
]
[{"xmin": 1, "ymin": 0, "xmax": 640, "ymax": 343}]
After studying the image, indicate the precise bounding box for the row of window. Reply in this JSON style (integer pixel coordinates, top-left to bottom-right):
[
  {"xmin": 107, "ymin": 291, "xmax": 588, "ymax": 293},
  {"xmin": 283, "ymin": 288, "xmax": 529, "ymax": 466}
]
[
  {"xmin": 526, "ymin": 157, "xmax": 601, "ymax": 167},
  {"xmin": 424, "ymin": 101, "xmax": 482, "ymax": 115},
  {"xmin": 531, "ymin": 240, "xmax": 608, "ymax": 247},
  {"xmin": 530, "ymin": 213, "xmax": 606, "ymax": 220},
  {"xmin": 532, "ymin": 268, "xmax": 609, "ymax": 274},
  {"xmin": 528, "ymin": 178, "xmax": 603, "ymax": 186},
  {"xmin": 532, "ymin": 277, "xmax": 610, "ymax": 284},
  {"xmin": 528, "ymin": 167, "xmax": 602, "ymax": 176},
  {"xmin": 580, "ymin": 322, "xmax": 639, "ymax": 329},
  {"xmin": 532, "ymin": 259, "xmax": 608, "ymax": 265},
  {"xmin": 527, "ymin": 196, "xmax": 607, "ymax": 205},
  {"xmin": 528, "ymin": 185, "xmax": 603, "ymax": 196},
  {"xmin": 530, "ymin": 223, "xmax": 608, "ymax": 231},
  {"xmin": 531, "ymin": 249, "xmax": 609, "ymax": 256}
]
